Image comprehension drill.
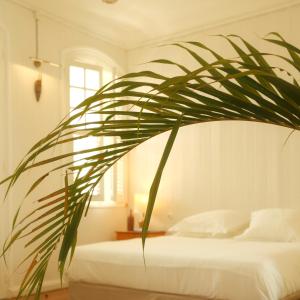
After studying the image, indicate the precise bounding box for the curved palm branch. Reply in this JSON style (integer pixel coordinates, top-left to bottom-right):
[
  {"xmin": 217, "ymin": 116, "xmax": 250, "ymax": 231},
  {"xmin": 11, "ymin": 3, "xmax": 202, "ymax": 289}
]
[{"xmin": 1, "ymin": 33, "xmax": 300, "ymax": 299}]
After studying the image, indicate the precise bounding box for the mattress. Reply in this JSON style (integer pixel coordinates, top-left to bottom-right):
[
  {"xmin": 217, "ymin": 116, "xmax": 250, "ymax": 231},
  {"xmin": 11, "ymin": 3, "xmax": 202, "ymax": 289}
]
[{"xmin": 67, "ymin": 236, "xmax": 300, "ymax": 300}]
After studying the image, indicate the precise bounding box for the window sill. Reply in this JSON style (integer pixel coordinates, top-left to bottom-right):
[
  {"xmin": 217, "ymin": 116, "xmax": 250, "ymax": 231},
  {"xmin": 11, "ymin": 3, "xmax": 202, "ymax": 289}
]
[{"xmin": 88, "ymin": 200, "xmax": 126, "ymax": 209}]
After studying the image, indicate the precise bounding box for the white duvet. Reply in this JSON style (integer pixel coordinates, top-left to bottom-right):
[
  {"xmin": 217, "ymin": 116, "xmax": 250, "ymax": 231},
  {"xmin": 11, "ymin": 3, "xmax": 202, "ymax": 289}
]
[{"xmin": 67, "ymin": 236, "xmax": 300, "ymax": 300}]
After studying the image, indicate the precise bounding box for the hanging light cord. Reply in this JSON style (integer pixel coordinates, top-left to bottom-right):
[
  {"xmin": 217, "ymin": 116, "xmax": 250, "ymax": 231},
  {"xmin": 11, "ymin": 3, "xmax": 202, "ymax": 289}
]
[{"xmin": 35, "ymin": 12, "xmax": 39, "ymax": 59}]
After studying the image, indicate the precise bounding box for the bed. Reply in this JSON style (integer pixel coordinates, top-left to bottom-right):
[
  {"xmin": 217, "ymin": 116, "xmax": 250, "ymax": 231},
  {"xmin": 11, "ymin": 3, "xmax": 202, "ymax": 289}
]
[{"xmin": 67, "ymin": 236, "xmax": 300, "ymax": 300}]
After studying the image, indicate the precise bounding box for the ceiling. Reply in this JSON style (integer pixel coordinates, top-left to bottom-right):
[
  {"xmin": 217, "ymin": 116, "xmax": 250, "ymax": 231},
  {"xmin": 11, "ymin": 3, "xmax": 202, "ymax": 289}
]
[{"xmin": 12, "ymin": 0, "xmax": 299, "ymax": 49}]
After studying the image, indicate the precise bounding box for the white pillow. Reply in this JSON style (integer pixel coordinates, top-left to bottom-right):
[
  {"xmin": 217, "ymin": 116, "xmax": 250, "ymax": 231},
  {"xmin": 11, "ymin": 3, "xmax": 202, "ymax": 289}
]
[
  {"xmin": 236, "ymin": 208, "xmax": 300, "ymax": 242},
  {"xmin": 168, "ymin": 210, "xmax": 249, "ymax": 238}
]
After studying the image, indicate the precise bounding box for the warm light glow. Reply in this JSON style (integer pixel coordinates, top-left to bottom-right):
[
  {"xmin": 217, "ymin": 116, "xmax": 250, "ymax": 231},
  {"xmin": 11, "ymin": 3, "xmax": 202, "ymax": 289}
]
[{"xmin": 134, "ymin": 193, "xmax": 148, "ymax": 211}]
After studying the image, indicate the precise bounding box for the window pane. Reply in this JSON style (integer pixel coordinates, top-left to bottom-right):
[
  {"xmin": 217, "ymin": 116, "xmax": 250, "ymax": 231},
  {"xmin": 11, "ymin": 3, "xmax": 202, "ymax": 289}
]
[
  {"xmin": 70, "ymin": 87, "xmax": 85, "ymax": 108},
  {"xmin": 92, "ymin": 183, "xmax": 101, "ymax": 197},
  {"xmin": 116, "ymin": 158, "xmax": 124, "ymax": 195},
  {"xmin": 70, "ymin": 66, "xmax": 84, "ymax": 88},
  {"xmin": 69, "ymin": 64, "xmax": 120, "ymax": 203},
  {"xmin": 73, "ymin": 136, "xmax": 101, "ymax": 196},
  {"xmin": 103, "ymin": 136, "xmax": 114, "ymax": 147},
  {"xmin": 86, "ymin": 112, "xmax": 100, "ymax": 129},
  {"xmin": 74, "ymin": 136, "xmax": 99, "ymax": 155},
  {"xmin": 85, "ymin": 89, "xmax": 96, "ymax": 98},
  {"xmin": 85, "ymin": 69, "xmax": 100, "ymax": 90},
  {"xmin": 102, "ymin": 135, "xmax": 115, "ymax": 201},
  {"xmin": 104, "ymin": 168, "xmax": 114, "ymax": 201},
  {"xmin": 103, "ymin": 68, "xmax": 113, "ymax": 85},
  {"xmin": 70, "ymin": 109, "xmax": 83, "ymax": 126}
]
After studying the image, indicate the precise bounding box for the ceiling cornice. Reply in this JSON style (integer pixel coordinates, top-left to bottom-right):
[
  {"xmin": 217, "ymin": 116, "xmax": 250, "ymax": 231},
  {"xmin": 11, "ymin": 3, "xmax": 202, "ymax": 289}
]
[
  {"xmin": 6, "ymin": 0, "xmax": 300, "ymax": 51},
  {"xmin": 131, "ymin": 0, "xmax": 300, "ymax": 51},
  {"xmin": 6, "ymin": 0, "xmax": 124, "ymax": 49}
]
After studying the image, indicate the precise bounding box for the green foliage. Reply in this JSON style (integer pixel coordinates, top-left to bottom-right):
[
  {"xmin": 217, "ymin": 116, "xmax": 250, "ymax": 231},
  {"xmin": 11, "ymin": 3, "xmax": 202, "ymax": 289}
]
[{"xmin": 1, "ymin": 33, "xmax": 300, "ymax": 299}]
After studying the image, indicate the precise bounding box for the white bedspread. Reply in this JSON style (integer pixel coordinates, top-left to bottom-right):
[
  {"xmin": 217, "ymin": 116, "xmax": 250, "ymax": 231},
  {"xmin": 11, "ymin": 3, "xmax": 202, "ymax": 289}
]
[{"xmin": 67, "ymin": 236, "xmax": 300, "ymax": 300}]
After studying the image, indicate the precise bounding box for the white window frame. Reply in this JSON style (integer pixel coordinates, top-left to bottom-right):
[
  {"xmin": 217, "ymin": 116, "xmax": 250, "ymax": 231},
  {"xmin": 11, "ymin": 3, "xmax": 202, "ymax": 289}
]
[{"xmin": 62, "ymin": 49, "xmax": 127, "ymax": 208}]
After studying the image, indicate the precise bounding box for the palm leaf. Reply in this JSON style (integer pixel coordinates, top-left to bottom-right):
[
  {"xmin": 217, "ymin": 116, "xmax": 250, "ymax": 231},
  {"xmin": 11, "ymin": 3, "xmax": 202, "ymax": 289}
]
[{"xmin": 0, "ymin": 33, "xmax": 299, "ymax": 299}]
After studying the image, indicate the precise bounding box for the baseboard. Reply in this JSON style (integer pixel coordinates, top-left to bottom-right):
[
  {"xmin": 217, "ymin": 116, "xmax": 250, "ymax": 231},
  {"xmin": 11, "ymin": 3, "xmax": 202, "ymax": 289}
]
[{"xmin": 8, "ymin": 279, "xmax": 68, "ymax": 297}]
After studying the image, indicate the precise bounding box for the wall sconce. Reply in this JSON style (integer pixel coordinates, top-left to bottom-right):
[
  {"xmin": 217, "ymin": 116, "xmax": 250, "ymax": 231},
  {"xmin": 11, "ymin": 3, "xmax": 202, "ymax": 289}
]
[
  {"xmin": 30, "ymin": 12, "xmax": 60, "ymax": 102},
  {"xmin": 32, "ymin": 59, "xmax": 42, "ymax": 101}
]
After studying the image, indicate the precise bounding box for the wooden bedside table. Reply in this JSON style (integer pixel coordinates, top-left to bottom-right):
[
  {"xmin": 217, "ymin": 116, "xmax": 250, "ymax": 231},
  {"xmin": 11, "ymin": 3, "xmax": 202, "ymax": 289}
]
[{"xmin": 116, "ymin": 230, "xmax": 165, "ymax": 240}]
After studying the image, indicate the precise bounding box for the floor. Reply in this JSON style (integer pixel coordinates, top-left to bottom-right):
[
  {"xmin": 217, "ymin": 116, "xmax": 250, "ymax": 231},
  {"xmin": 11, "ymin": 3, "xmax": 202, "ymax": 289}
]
[{"xmin": 9, "ymin": 289, "xmax": 69, "ymax": 300}]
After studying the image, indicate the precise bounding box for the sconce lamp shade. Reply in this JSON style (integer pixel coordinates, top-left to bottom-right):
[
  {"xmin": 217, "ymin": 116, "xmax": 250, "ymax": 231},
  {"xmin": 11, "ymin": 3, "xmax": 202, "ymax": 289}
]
[
  {"xmin": 134, "ymin": 193, "xmax": 148, "ymax": 212},
  {"xmin": 34, "ymin": 79, "xmax": 42, "ymax": 102}
]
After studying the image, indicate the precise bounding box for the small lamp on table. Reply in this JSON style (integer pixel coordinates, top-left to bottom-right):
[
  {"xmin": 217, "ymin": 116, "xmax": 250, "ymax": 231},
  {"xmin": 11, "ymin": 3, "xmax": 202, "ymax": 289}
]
[{"xmin": 134, "ymin": 193, "xmax": 149, "ymax": 229}]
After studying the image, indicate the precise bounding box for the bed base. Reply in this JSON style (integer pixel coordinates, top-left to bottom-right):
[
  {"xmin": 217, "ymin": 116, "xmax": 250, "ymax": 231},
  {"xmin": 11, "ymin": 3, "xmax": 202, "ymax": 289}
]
[{"xmin": 69, "ymin": 281, "xmax": 300, "ymax": 300}]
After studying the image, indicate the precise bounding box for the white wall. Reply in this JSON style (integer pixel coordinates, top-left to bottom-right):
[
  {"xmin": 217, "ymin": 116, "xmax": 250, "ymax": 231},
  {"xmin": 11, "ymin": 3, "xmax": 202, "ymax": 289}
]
[
  {"xmin": 127, "ymin": 5, "xmax": 300, "ymax": 229},
  {"xmin": 0, "ymin": 1, "xmax": 127, "ymax": 297}
]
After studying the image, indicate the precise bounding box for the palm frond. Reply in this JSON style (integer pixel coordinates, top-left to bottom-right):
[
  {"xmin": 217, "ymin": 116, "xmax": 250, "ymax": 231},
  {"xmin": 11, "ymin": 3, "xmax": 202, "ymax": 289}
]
[{"xmin": 0, "ymin": 34, "xmax": 299, "ymax": 298}]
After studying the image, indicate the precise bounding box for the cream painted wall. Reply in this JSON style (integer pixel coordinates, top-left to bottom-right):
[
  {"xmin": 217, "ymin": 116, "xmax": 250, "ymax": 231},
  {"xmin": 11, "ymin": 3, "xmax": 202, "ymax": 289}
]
[
  {"xmin": 0, "ymin": 25, "xmax": 10, "ymax": 300},
  {"xmin": 0, "ymin": 1, "xmax": 127, "ymax": 297},
  {"xmin": 127, "ymin": 5, "xmax": 300, "ymax": 229}
]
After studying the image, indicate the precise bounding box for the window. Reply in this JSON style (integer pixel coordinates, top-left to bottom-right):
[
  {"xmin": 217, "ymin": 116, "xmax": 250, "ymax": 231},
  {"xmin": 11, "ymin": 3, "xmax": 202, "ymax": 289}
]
[{"xmin": 68, "ymin": 63, "xmax": 124, "ymax": 207}]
